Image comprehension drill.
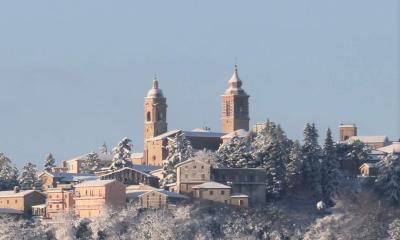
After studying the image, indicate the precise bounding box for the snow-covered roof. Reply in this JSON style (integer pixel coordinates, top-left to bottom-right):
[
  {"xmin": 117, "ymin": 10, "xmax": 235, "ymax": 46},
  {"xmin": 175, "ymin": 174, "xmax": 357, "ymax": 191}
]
[
  {"xmin": 41, "ymin": 172, "xmax": 97, "ymax": 182},
  {"xmin": 230, "ymin": 194, "xmax": 248, "ymax": 198},
  {"xmin": 378, "ymin": 142, "xmax": 400, "ymax": 154},
  {"xmin": 339, "ymin": 124, "xmax": 356, "ymax": 128},
  {"xmin": 126, "ymin": 191, "xmax": 147, "ymax": 200},
  {"xmin": 131, "ymin": 152, "xmax": 144, "ymax": 158},
  {"xmin": 131, "ymin": 164, "xmax": 161, "ymax": 173},
  {"xmin": 183, "ymin": 131, "xmax": 225, "ymax": 138},
  {"xmin": 349, "ymin": 136, "xmax": 388, "ymax": 143},
  {"xmin": 0, "ymin": 190, "xmax": 37, "ymax": 198},
  {"xmin": 223, "ymin": 65, "xmax": 247, "ymax": 96},
  {"xmin": 221, "ymin": 129, "xmax": 249, "ymax": 139},
  {"xmin": 74, "ymin": 179, "xmax": 116, "ymax": 187},
  {"xmin": 146, "ymin": 79, "xmax": 164, "ymax": 98},
  {"xmin": 156, "ymin": 189, "xmax": 188, "ymax": 198},
  {"xmin": 149, "ymin": 130, "xmax": 181, "ymax": 141},
  {"xmin": 192, "ymin": 181, "xmax": 231, "ymax": 189},
  {"xmin": 0, "ymin": 208, "xmax": 24, "ymax": 214}
]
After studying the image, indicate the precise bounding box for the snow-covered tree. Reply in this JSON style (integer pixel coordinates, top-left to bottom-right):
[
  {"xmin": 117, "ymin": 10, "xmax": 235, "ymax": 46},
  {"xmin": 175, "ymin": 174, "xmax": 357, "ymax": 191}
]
[
  {"xmin": 388, "ymin": 219, "xmax": 400, "ymax": 240},
  {"xmin": 81, "ymin": 152, "xmax": 102, "ymax": 173},
  {"xmin": 161, "ymin": 133, "xmax": 193, "ymax": 188},
  {"xmin": 375, "ymin": 153, "xmax": 400, "ymax": 204},
  {"xmin": 302, "ymin": 123, "xmax": 322, "ymax": 199},
  {"xmin": 285, "ymin": 140, "xmax": 303, "ymax": 192},
  {"xmin": 44, "ymin": 152, "xmax": 56, "ymax": 172},
  {"xmin": 216, "ymin": 135, "xmax": 253, "ymax": 168},
  {"xmin": 110, "ymin": 137, "xmax": 133, "ymax": 170},
  {"xmin": 321, "ymin": 128, "xmax": 341, "ymax": 205},
  {"xmin": 0, "ymin": 152, "xmax": 19, "ymax": 190},
  {"xmin": 192, "ymin": 150, "xmax": 217, "ymax": 166},
  {"xmin": 251, "ymin": 121, "xmax": 288, "ymax": 198},
  {"xmin": 99, "ymin": 142, "xmax": 109, "ymax": 155},
  {"xmin": 336, "ymin": 140, "xmax": 371, "ymax": 175},
  {"xmin": 19, "ymin": 162, "xmax": 41, "ymax": 190}
]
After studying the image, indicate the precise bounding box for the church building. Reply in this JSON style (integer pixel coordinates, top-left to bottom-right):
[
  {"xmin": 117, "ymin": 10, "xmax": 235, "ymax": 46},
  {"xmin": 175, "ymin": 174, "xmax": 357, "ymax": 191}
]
[{"xmin": 140, "ymin": 66, "xmax": 250, "ymax": 166}]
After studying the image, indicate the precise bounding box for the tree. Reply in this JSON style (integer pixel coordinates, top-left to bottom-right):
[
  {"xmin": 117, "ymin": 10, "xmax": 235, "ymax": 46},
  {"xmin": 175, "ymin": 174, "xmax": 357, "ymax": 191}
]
[
  {"xmin": 336, "ymin": 140, "xmax": 371, "ymax": 175},
  {"xmin": 302, "ymin": 123, "xmax": 322, "ymax": 199},
  {"xmin": 251, "ymin": 121, "xmax": 288, "ymax": 198},
  {"xmin": 0, "ymin": 152, "xmax": 19, "ymax": 190},
  {"xmin": 44, "ymin": 152, "xmax": 56, "ymax": 172},
  {"xmin": 161, "ymin": 133, "xmax": 193, "ymax": 188},
  {"xmin": 81, "ymin": 152, "xmax": 102, "ymax": 173},
  {"xmin": 99, "ymin": 142, "xmax": 109, "ymax": 155},
  {"xmin": 216, "ymin": 135, "xmax": 253, "ymax": 168},
  {"xmin": 321, "ymin": 128, "xmax": 341, "ymax": 205},
  {"xmin": 19, "ymin": 162, "xmax": 41, "ymax": 190},
  {"xmin": 110, "ymin": 137, "xmax": 133, "ymax": 170},
  {"xmin": 375, "ymin": 153, "xmax": 400, "ymax": 204},
  {"xmin": 285, "ymin": 140, "xmax": 303, "ymax": 192},
  {"xmin": 388, "ymin": 219, "xmax": 400, "ymax": 240}
]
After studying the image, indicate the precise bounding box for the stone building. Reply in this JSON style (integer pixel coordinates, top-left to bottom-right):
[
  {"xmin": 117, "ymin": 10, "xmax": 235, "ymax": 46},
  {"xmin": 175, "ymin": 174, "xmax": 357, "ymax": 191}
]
[
  {"xmin": 136, "ymin": 190, "xmax": 188, "ymax": 209},
  {"xmin": 212, "ymin": 168, "xmax": 267, "ymax": 205},
  {"xmin": 39, "ymin": 171, "xmax": 97, "ymax": 191},
  {"xmin": 192, "ymin": 181, "xmax": 248, "ymax": 207},
  {"xmin": 339, "ymin": 124, "xmax": 390, "ymax": 149},
  {"xmin": 142, "ymin": 66, "xmax": 250, "ymax": 166},
  {"xmin": 0, "ymin": 188, "xmax": 45, "ymax": 215},
  {"xmin": 173, "ymin": 159, "xmax": 211, "ymax": 195},
  {"xmin": 74, "ymin": 179, "xmax": 126, "ymax": 218},
  {"xmin": 359, "ymin": 163, "xmax": 379, "ymax": 177},
  {"xmin": 45, "ymin": 188, "xmax": 75, "ymax": 219},
  {"xmin": 97, "ymin": 166, "xmax": 160, "ymax": 188},
  {"xmin": 221, "ymin": 65, "xmax": 250, "ymax": 133}
]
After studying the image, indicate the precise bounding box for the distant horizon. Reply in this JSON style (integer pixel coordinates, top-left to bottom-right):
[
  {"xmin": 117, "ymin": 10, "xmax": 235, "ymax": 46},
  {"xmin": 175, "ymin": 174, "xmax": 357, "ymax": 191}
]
[{"xmin": 0, "ymin": 0, "xmax": 398, "ymax": 167}]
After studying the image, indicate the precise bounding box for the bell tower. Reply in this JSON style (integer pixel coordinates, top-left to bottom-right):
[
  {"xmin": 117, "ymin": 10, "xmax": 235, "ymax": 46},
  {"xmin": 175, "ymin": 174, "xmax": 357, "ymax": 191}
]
[
  {"xmin": 221, "ymin": 65, "xmax": 250, "ymax": 133},
  {"xmin": 144, "ymin": 77, "xmax": 168, "ymax": 141}
]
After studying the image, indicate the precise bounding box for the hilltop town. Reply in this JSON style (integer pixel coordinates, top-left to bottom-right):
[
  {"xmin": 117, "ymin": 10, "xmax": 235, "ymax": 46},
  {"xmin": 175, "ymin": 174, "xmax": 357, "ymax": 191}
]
[{"xmin": 0, "ymin": 66, "xmax": 399, "ymax": 239}]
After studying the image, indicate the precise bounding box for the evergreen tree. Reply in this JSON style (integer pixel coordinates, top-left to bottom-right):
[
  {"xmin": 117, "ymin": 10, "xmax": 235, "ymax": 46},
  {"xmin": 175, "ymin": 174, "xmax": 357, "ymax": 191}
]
[
  {"xmin": 375, "ymin": 153, "xmax": 400, "ymax": 204},
  {"xmin": 19, "ymin": 162, "xmax": 41, "ymax": 190},
  {"xmin": 388, "ymin": 219, "xmax": 400, "ymax": 240},
  {"xmin": 99, "ymin": 142, "xmax": 109, "ymax": 155},
  {"xmin": 251, "ymin": 121, "xmax": 288, "ymax": 198},
  {"xmin": 216, "ymin": 135, "xmax": 253, "ymax": 168},
  {"xmin": 81, "ymin": 152, "xmax": 102, "ymax": 173},
  {"xmin": 285, "ymin": 140, "xmax": 303, "ymax": 192},
  {"xmin": 302, "ymin": 123, "xmax": 322, "ymax": 199},
  {"xmin": 336, "ymin": 140, "xmax": 371, "ymax": 175},
  {"xmin": 0, "ymin": 152, "xmax": 19, "ymax": 190},
  {"xmin": 110, "ymin": 137, "xmax": 133, "ymax": 170},
  {"xmin": 44, "ymin": 153, "xmax": 56, "ymax": 172},
  {"xmin": 161, "ymin": 133, "xmax": 193, "ymax": 188},
  {"xmin": 321, "ymin": 128, "xmax": 341, "ymax": 205}
]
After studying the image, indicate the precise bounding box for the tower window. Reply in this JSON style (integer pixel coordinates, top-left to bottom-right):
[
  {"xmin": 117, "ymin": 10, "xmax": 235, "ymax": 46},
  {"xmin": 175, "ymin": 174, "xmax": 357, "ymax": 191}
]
[
  {"xmin": 147, "ymin": 112, "xmax": 151, "ymax": 121},
  {"xmin": 226, "ymin": 101, "xmax": 231, "ymax": 116}
]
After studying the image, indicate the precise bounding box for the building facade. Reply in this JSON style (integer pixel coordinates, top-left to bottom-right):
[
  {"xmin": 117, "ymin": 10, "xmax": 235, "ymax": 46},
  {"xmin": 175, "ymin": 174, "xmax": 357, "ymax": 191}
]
[
  {"xmin": 46, "ymin": 188, "xmax": 75, "ymax": 218},
  {"xmin": 74, "ymin": 180, "xmax": 126, "ymax": 218},
  {"xmin": 221, "ymin": 65, "xmax": 250, "ymax": 133},
  {"xmin": 174, "ymin": 159, "xmax": 211, "ymax": 195},
  {"xmin": 0, "ymin": 188, "xmax": 45, "ymax": 214}
]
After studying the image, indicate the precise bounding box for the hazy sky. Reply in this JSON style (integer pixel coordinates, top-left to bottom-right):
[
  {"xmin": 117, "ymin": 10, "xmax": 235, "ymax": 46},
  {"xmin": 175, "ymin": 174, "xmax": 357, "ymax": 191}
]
[{"xmin": 0, "ymin": 0, "xmax": 399, "ymax": 167}]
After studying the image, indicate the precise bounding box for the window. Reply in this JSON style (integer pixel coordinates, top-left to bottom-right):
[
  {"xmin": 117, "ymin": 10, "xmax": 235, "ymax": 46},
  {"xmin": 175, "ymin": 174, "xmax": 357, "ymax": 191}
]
[
  {"xmin": 209, "ymin": 190, "xmax": 214, "ymax": 195},
  {"xmin": 49, "ymin": 205, "xmax": 52, "ymax": 208},
  {"xmin": 193, "ymin": 165, "xmax": 196, "ymax": 169},
  {"xmin": 239, "ymin": 200, "xmax": 244, "ymax": 206},
  {"xmin": 15, "ymin": 200, "xmax": 17, "ymax": 204},
  {"xmin": 6, "ymin": 200, "xmax": 9, "ymax": 204},
  {"xmin": 201, "ymin": 166, "xmax": 204, "ymax": 169},
  {"xmin": 185, "ymin": 174, "xmax": 188, "ymax": 179},
  {"xmin": 221, "ymin": 190, "xmax": 225, "ymax": 195},
  {"xmin": 147, "ymin": 112, "xmax": 151, "ymax": 121},
  {"xmin": 201, "ymin": 174, "xmax": 205, "ymax": 181},
  {"xmin": 226, "ymin": 101, "xmax": 231, "ymax": 116}
]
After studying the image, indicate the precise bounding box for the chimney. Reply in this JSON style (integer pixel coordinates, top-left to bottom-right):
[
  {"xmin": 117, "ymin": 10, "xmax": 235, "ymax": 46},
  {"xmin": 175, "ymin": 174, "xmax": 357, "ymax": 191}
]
[{"xmin": 13, "ymin": 186, "xmax": 20, "ymax": 193}]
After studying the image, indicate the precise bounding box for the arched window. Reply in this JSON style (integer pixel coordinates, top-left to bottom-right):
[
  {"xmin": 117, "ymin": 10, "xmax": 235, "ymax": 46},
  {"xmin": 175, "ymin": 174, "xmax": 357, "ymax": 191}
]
[
  {"xmin": 226, "ymin": 101, "xmax": 231, "ymax": 116},
  {"xmin": 147, "ymin": 112, "xmax": 151, "ymax": 121},
  {"xmin": 157, "ymin": 112, "xmax": 163, "ymax": 121}
]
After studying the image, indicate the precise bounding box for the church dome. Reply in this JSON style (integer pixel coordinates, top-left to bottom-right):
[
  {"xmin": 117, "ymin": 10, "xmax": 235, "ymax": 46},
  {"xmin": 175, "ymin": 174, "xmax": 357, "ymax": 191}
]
[
  {"xmin": 146, "ymin": 79, "xmax": 164, "ymax": 98},
  {"xmin": 224, "ymin": 65, "xmax": 247, "ymax": 95}
]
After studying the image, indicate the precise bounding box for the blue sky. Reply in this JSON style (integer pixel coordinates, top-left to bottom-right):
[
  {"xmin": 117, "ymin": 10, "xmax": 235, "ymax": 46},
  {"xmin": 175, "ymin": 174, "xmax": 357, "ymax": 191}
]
[{"xmin": 0, "ymin": 0, "xmax": 399, "ymax": 167}]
